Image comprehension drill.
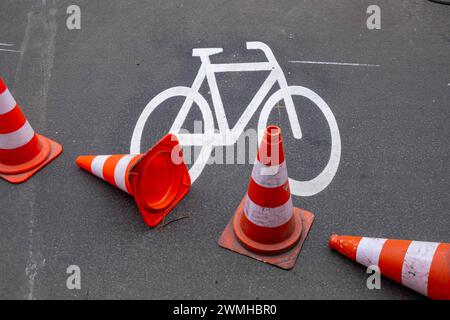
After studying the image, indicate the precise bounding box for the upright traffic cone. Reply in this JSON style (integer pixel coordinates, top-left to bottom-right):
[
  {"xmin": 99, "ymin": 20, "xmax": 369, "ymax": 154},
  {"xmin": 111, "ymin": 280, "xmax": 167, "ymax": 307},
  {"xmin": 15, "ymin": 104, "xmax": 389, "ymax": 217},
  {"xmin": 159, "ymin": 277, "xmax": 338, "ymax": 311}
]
[
  {"xmin": 329, "ymin": 234, "xmax": 450, "ymax": 299},
  {"xmin": 76, "ymin": 134, "xmax": 191, "ymax": 227},
  {"xmin": 218, "ymin": 125, "xmax": 315, "ymax": 269},
  {"xmin": 0, "ymin": 77, "xmax": 62, "ymax": 183}
]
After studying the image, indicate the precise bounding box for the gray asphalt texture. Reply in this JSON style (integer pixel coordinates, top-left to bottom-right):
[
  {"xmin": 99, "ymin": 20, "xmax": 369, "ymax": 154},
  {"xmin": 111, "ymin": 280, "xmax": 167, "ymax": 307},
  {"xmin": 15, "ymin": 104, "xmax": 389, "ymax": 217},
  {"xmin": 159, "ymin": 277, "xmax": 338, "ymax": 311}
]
[{"xmin": 0, "ymin": 0, "xmax": 449, "ymax": 300}]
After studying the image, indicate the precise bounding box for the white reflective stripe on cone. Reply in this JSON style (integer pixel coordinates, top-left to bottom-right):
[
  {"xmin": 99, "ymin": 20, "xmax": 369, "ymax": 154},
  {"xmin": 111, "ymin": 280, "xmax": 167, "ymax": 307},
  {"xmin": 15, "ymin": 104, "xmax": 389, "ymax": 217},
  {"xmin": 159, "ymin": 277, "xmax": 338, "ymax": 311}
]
[
  {"xmin": 402, "ymin": 241, "xmax": 439, "ymax": 296},
  {"xmin": 114, "ymin": 155, "xmax": 136, "ymax": 193},
  {"xmin": 0, "ymin": 89, "xmax": 17, "ymax": 115},
  {"xmin": 356, "ymin": 238, "xmax": 387, "ymax": 267},
  {"xmin": 0, "ymin": 121, "xmax": 35, "ymax": 150},
  {"xmin": 251, "ymin": 160, "xmax": 288, "ymax": 188},
  {"xmin": 91, "ymin": 155, "xmax": 110, "ymax": 180},
  {"xmin": 244, "ymin": 194, "xmax": 293, "ymax": 228}
]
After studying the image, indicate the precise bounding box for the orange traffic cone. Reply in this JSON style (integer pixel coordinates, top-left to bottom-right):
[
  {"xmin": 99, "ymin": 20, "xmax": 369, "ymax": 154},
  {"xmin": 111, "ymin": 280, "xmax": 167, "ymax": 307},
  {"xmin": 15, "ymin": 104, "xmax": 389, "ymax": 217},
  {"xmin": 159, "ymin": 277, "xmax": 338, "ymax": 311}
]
[
  {"xmin": 76, "ymin": 134, "xmax": 191, "ymax": 227},
  {"xmin": 218, "ymin": 125, "xmax": 315, "ymax": 269},
  {"xmin": 0, "ymin": 77, "xmax": 62, "ymax": 183},
  {"xmin": 329, "ymin": 234, "xmax": 450, "ymax": 299}
]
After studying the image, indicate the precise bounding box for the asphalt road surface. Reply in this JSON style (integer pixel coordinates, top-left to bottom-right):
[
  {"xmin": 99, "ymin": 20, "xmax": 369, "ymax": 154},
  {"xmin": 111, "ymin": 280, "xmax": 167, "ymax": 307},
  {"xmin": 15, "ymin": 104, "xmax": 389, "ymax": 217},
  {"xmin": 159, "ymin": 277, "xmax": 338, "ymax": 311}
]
[{"xmin": 0, "ymin": 0, "xmax": 449, "ymax": 300}]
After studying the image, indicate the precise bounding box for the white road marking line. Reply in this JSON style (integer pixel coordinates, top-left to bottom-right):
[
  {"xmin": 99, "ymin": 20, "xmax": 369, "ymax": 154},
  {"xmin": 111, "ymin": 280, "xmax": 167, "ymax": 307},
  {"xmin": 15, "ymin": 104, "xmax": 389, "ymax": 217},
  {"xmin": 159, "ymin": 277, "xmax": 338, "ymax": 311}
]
[
  {"xmin": 289, "ymin": 60, "xmax": 380, "ymax": 67},
  {"xmin": 0, "ymin": 43, "xmax": 14, "ymax": 46},
  {"xmin": 22, "ymin": 5, "xmax": 58, "ymax": 300},
  {"xmin": 0, "ymin": 48, "xmax": 21, "ymax": 53}
]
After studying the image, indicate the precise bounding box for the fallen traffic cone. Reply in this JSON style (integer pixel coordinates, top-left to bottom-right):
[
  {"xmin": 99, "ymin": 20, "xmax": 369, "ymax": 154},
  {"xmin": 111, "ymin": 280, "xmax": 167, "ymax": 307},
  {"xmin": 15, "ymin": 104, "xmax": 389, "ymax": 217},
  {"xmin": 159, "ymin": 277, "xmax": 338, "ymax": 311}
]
[
  {"xmin": 329, "ymin": 234, "xmax": 450, "ymax": 299},
  {"xmin": 0, "ymin": 77, "xmax": 62, "ymax": 183},
  {"xmin": 76, "ymin": 134, "xmax": 191, "ymax": 227},
  {"xmin": 218, "ymin": 125, "xmax": 315, "ymax": 269}
]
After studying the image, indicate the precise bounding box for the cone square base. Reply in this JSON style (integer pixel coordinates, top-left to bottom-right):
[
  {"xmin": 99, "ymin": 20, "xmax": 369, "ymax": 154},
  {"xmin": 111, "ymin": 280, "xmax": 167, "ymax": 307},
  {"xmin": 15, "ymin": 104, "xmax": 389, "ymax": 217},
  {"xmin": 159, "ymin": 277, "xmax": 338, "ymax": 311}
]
[
  {"xmin": 0, "ymin": 134, "xmax": 62, "ymax": 184},
  {"xmin": 218, "ymin": 197, "xmax": 315, "ymax": 270},
  {"xmin": 129, "ymin": 133, "xmax": 191, "ymax": 228},
  {"xmin": 134, "ymin": 171, "xmax": 191, "ymax": 228}
]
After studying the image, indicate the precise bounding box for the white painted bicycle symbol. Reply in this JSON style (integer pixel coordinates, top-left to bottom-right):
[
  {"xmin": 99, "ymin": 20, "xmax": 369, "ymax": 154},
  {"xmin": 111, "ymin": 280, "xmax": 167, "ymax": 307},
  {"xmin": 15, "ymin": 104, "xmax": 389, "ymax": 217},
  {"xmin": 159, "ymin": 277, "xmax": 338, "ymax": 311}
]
[{"xmin": 131, "ymin": 42, "xmax": 341, "ymax": 196}]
